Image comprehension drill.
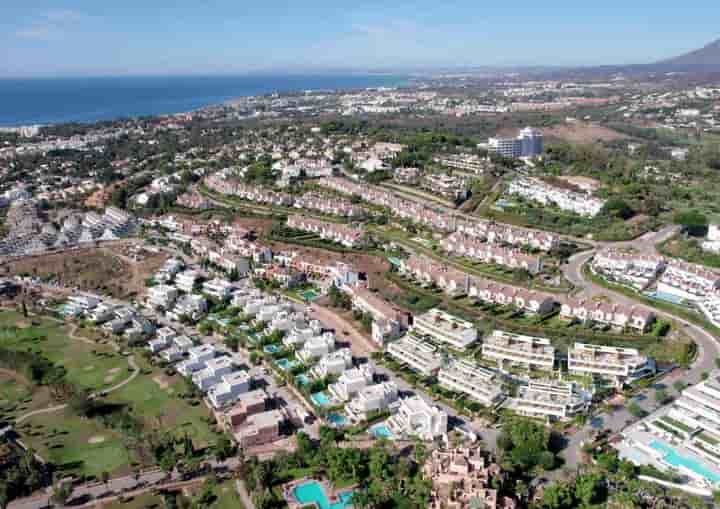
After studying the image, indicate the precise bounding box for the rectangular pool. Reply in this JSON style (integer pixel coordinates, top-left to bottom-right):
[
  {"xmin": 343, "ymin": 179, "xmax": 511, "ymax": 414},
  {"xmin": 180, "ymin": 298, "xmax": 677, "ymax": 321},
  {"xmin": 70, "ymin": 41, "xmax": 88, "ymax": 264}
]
[
  {"xmin": 370, "ymin": 423, "xmax": 395, "ymax": 439},
  {"xmin": 650, "ymin": 440, "xmax": 720, "ymax": 485},
  {"xmin": 292, "ymin": 481, "xmax": 353, "ymax": 509},
  {"xmin": 311, "ymin": 391, "xmax": 332, "ymax": 407}
]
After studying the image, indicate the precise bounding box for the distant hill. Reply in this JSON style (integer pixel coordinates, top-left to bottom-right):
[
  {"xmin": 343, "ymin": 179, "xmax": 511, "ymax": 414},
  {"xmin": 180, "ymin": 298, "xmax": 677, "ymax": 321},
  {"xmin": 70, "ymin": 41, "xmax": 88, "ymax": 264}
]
[{"xmin": 657, "ymin": 38, "xmax": 720, "ymax": 66}]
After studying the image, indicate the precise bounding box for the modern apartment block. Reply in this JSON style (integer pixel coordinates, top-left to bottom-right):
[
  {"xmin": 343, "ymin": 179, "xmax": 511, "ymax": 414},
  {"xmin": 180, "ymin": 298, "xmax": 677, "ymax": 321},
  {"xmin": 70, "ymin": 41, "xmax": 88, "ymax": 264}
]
[
  {"xmin": 487, "ymin": 127, "xmax": 543, "ymax": 159},
  {"xmin": 386, "ymin": 334, "xmax": 442, "ymax": 376},
  {"xmin": 568, "ymin": 342, "xmax": 655, "ymax": 387},
  {"xmin": 481, "ymin": 330, "xmax": 556, "ymax": 371},
  {"xmin": 412, "ymin": 308, "xmax": 478, "ymax": 350},
  {"xmin": 438, "ymin": 359, "xmax": 506, "ymax": 407},
  {"xmin": 509, "ymin": 380, "xmax": 590, "ymax": 421}
]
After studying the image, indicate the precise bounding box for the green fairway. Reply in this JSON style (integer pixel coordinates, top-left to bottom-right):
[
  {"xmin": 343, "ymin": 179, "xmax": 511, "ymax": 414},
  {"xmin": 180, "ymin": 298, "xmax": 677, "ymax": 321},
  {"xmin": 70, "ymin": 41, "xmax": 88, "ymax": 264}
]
[{"xmin": 20, "ymin": 410, "xmax": 133, "ymax": 477}]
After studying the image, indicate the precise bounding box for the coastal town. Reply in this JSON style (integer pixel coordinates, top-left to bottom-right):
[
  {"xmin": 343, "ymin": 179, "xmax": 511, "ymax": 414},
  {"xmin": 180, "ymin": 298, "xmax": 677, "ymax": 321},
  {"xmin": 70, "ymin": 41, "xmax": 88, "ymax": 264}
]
[{"xmin": 3, "ymin": 63, "xmax": 720, "ymax": 509}]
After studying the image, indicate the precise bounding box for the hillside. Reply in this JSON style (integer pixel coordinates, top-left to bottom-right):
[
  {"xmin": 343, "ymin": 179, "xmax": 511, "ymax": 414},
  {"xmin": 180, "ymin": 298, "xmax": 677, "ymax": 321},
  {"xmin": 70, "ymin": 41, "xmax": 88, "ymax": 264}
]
[{"xmin": 658, "ymin": 38, "xmax": 720, "ymax": 66}]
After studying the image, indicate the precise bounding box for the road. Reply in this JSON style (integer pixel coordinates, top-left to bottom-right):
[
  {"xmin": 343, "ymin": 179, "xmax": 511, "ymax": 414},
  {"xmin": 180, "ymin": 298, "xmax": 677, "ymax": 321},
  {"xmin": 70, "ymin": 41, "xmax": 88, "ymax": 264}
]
[{"xmin": 559, "ymin": 224, "xmax": 720, "ymax": 468}]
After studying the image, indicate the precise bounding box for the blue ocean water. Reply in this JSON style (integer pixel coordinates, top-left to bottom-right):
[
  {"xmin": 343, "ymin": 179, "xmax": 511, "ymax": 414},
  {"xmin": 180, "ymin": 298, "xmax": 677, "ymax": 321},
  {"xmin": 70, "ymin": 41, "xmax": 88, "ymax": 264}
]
[{"xmin": 0, "ymin": 74, "xmax": 406, "ymax": 127}]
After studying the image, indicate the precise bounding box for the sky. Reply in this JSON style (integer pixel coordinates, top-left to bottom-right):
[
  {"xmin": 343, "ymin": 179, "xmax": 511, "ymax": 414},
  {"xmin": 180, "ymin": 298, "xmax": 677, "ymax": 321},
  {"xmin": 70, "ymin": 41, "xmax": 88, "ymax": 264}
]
[{"xmin": 2, "ymin": 1, "xmax": 720, "ymax": 77}]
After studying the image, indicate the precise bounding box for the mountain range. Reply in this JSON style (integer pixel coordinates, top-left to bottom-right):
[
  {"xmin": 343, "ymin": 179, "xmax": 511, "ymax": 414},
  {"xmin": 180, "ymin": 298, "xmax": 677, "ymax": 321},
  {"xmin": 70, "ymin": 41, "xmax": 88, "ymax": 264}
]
[{"xmin": 656, "ymin": 38, "xmax": 720, "ymax": 66}]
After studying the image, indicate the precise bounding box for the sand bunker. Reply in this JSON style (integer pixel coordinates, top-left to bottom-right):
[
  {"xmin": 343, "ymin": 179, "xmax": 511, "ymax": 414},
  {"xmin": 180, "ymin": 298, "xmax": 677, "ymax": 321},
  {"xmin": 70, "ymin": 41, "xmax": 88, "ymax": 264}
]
[
  {"xmin": 88, "ymin": 435, "xmax": 106, "ymax": 444},
  {"xmin": 108, "ymin": 367, "xmax": 122, "ymax": 374},
  {"xmin": 83, "ymin": 365, "xmax": 95, "ymax": 371}
]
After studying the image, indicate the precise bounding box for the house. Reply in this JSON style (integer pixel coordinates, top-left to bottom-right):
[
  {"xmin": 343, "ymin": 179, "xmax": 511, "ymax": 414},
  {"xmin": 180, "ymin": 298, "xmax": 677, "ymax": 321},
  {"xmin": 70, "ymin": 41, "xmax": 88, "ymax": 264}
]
[
  {"xmin": 560, "ymin": 297, "xmax": 656, "ymax": 332},
  {"xmin": 328, "ymin": 364, "xmax": 375, "ymax": 402},
  {"xmin": 345, "ymin": 284, "xmax": 403, "ymax": 344},
  {"xmin": 387, "ymin": 396, "xmax": 448, "ymax": 441},
  {"xmin": 311, "ymin": 348, "xmax": 353, "ymax": 378},
  {"xmin": 234, "ymin": 409, "xmax": 287, "ymax": 448},
  {"xmin": 177, "ymin": 345, "xmax": 216, "ymax": 376},
  {"xmin": 146, "ymin": 284, "xmax": 178, "ymax": 310},
  {"xmin": 223, "ymin": 389, "xmax": 269, "ymax": 429},
  {"xmin": 202, "ymin": 279, "xmax": 234, "ymax": 301},
  {"xmin": 346, "ymin": 382, "xmax": 399, "ymax": 421},
  {"xmin": 208, "ymin": 371, "xmax": 252, "ymax": 409},
  {"xmin": 481, "ymin": 330, "xmax": 556, "ymax": 371},
  {"xmin": 192, "ymin": 356, "xmax": 236, "ymax": 391},
  {"xmin": 296, "ymin": 332, "xmax": 336, "ymax": 363}
]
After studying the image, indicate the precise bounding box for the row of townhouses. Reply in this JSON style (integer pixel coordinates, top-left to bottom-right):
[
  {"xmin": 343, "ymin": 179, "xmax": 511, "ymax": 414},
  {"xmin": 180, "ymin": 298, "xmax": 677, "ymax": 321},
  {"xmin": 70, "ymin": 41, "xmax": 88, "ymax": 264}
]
[
  {"xmin": 559, "ymin": 297, "xmax": 656, "ymax": 332},
  {"xmin": 591, "ymin": 249, "xmax": 666, "ymax": 289},
  {"xmin": 286, "ymin": 215, "xmax": 365, "ymax": 248},
  {"xmin": 441, "ymin": 232, "xmax": 543, "ymax": 274},
  {"xmin": 508, "ymin": 176, "xmax": 606, "ymax": 217}
]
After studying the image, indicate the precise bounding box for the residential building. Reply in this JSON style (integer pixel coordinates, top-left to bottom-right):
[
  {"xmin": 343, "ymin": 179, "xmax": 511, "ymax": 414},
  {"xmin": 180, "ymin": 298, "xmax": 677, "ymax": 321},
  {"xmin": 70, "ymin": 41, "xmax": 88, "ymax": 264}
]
[
  {"xmin": 346, "ymin": 382, "xmax": 399, "ymax": 421},
  {"xmin": 208, "ymin": 371, "xmax": 252, "ymax": 409},
  {"xmin": 508, "ymin": 176, "xmax": 605, "ymax": 217},
  {"xmin": 568, "ymin": 343, "xmax": 655, "ymax": 387},
  {"xmin": 657, "ymin": 260, "xmax": 720, "ymax": 301},
  {"xmin": 202, "ymin": 278, "xmax": 234, "ymax": 301},
  {"xmin": 177, "ymin": 344, "xmax": 216, "ymax": 376},
  {"xmin": 386, "ymin": 335, "xmax": 442, "ymax": 376},
  {"xmin": 146, "ymin": 284, "xmax": 178, "ymax": 310},
  {"xmin": 311, "ymin": 348, "xmax": 353, "ymax": 378},
  {"xmin": 387, "ymin": 396, "xmax": 448, "ymax": 440},
  {"xmin": 481, "ymin": 330, "xmax": 556, "ymax": 371},
  {"xmin": 509, "ymin": 380, "xmax": 590, "ymax": 421},
  {"xmin": 560, "ymin": 297, "xmax": 656, "ymax": 332},
  {"xmin": 487, "ymin": 127, "xmax": 543, "ymax": 159},
  {"xmin": 296, "ymin": 332, "xmax": 336, "ymax": 363},
  {"xmin": 223, "ymin": 389, "xmax": 269, "ymax": 428},
  {"xmin": 438, "ymin": 359, "xmax": 505, "ymax": 407},
  {"xmin": 234, "ymin": 409, "xmax": 286, "ymax": 448},
  {"xmin": 328, "ymin": 364, "xmax": 375, "ymax": 402},
  {"xmin": 192, "ymin": 356, "xmax": 235, "ymax": 391},
  {"xmin": 412, "ymin": 308, "xmax": 478, "ymax": 350}
]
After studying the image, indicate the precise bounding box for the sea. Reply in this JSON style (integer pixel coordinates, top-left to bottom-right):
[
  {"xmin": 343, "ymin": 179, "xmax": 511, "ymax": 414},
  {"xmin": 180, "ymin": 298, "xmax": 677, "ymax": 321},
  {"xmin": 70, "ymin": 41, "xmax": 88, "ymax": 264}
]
[{"xmin": 0, "ymin": 74, "xmax": 408, "ymax": 127}]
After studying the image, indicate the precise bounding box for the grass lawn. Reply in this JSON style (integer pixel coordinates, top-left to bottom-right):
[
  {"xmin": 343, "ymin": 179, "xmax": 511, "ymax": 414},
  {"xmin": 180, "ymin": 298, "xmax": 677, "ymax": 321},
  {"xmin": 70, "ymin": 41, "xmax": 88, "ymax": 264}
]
[
  {"xmin": 106, "ymin": 356, "xmax": 220, "ymax": 447},
  {"xmin": 0, "ymin": 372, "xmax": 54, "ymax": 420},
  {"xmin": 0, "ymin": 310, "xmax": 128, "ymax": 392},
  {"xmin": 19, "ymin": 410, "xmax": 133, "ymax": 478},
  {"xmin": 210, "ymin": 480, "xmax": 245, "ymax": 509}
]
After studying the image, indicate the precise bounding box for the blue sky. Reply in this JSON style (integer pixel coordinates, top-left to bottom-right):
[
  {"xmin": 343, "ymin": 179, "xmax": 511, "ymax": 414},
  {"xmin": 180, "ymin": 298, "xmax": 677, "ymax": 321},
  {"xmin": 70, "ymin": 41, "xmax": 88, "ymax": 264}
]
[{"xmin": 2, "ymin": 1, "xmax": 719, "ymax": 77}]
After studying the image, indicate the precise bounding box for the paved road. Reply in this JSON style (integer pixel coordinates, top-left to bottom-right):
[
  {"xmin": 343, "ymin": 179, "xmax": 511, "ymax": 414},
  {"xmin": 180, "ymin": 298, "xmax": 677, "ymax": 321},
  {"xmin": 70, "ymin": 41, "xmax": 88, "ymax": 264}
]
[{"xmin": 559, "ymin": 224, "xmax": 720, "ymax": 468}]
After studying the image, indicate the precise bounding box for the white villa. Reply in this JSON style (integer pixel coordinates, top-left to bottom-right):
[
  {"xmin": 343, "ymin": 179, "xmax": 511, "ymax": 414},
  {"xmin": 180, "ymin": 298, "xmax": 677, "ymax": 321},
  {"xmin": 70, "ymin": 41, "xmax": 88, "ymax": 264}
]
[{"xmin": 387, "ymin": 396, "xmax": 448, "ymax": 441}]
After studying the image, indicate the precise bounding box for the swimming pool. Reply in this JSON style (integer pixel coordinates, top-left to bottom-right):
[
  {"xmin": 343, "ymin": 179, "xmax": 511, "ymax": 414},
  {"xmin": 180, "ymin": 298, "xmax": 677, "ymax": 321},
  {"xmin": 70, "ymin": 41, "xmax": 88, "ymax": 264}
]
[
  {"xmin": 275, "ymin": 358, "xmax": 298, "ymax": 371},
  {"xmin": 327, "ymin": 413, "xmax": 347, "ymax": 427},
  {"xmin": 370, "ymin": 423, "xmax": 394, "ymax": 439},
  {"xmin": 645, "ymin": 291, "xmax": 686, "ymax": 306},
  {"xmin": 301, "ymin": 289, "xmax": 318, "ymax": 301},
  {"xmin": 650, "ymin": 440, "xmax": 720, "ymax": 484},
  {"xmin": 264, "ymin": 344, "xmax": 281, "ymax": 354},
  {"xmin": 295, "ymin": 374, "xmax": 310, "ymax": 386},
  {"xmin": 311, "ymin": 391, "xmax": 332, "ymax": 407},
  {"xmin": 292, "ymin": 481, "xmax": 353, "ymax": 509}
]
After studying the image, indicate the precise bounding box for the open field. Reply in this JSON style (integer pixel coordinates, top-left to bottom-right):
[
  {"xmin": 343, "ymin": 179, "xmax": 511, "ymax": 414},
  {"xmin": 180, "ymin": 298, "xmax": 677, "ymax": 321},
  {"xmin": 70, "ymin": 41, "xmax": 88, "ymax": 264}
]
[
  {"xmin": 18, "ymin": 411, "xmax": 133, "ymax": 477},
  {"xmin": 0, "ymin": 244, "xmax": 167, "ymax": 299},
  {"xmin": 541, "ymin": 122, "xmax": 630, "ymax": 144},
  {"xmin": 106, "ymin": 355, "xmax": 220, "ymax": 448}
]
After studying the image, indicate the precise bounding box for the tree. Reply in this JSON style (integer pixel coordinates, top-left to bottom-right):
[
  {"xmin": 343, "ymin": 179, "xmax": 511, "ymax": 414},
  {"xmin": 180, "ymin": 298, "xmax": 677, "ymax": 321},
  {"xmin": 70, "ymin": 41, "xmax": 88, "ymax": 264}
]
[
  {"xmin": 674, "ymin": 209, "xmax": 708, "ymax": 237},
  {"xmin": 51, "ymin": 480, "xmax": 73, "ymax": 507},
  {"xmin": 602, "ymin": 198, "xmax": 634, "ymax": 220},
  {"xmin": 627, "ymin": 402, "xmax": 645, "ymax": 419},
  {"xmin": 541, "ymin": 482, "xmax": 575, "ymax": 509},
  {"xmin": 100, "ymin": 471, "xmax": 110, "ymax": 489},
  {"xmin": 214, "ymin": 434, "xmax": 235, "ymax": 461},
  {"xmin": 654, "ymin": 388, "xmax": 670, "ymax": 405}
]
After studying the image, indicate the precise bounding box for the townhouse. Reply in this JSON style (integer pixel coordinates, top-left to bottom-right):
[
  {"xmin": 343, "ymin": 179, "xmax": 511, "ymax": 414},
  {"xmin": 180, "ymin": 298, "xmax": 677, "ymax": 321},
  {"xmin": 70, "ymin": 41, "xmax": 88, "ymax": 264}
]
[
  {"xmin": 387, "ymin": 396, "xmax": 448, "ymax": 440},
  {"xmin": 286, "ymin": 215, "xmax": 365, "ymax": 248},
  {"xmin": 568, "ymin": 343, "xmax": 655, "ymax": 387},
  {"xmin": 293, "ymin": 192, "xmax": 364, "ymax": 218},
  {"xmin": 560, "ymin": 297, "xmax": 656, "ymax": 332},
  {"xmin": 509, "ymin": 380, "xmax": 590, "ymax": 421},
  {"xmin": 455, "ymin": 218, "xmax": 559, "ymax": 252},
  {"xmin": 508, "ymin": 176, "xmax": 606, "ymax": 217},
  {"xmin": 400, "ymin": 254, "xmax": 470, "ymax": 297},
  {"xmin": 481, "ymin": 330, "xmax": 556, "ymax": 371},
  {"xmin": 386, "ymin": 334, "xmax": 442, "ymax": 376},
  {"xmin": 441, "ymin": 232, "xmax": 543, "ymax": 274},
  {"xmin": 591, "ymin": 250, "xmax": 666, "ymax": 289},
  {"xmin": 657, "ymin": 260, "xmax": 720, "ymax": 301},
  {"xmin": 345, "ymin": 284, "xmax": 403, "ymax": 344},
  {"xmin": 438, "ymin": 359, "xmax": 506, "ymax": 407},
  {"xmin": 411, "ymin": 308, "xmax": 478, "ymax": 350}
]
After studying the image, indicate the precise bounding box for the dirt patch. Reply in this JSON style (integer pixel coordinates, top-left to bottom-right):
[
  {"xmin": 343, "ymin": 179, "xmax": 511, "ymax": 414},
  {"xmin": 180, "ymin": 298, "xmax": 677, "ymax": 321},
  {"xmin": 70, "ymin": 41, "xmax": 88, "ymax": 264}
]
[
  {"xmin": 0, "ymin": 368, "xmax": 31, "ymax": 386},
  {"xmin": 104, "ymin": 375, "xmax": 116, "ymax": 383},
  {"xmin": 542, "ymin": 122, "xmax": 629, "ymax": 144},
  {"xmin": 153, "ymin": 376, "xmax": 170, "ymax": 390},
  {"xmin": 108, "ymin": 367, "xmax": 122, "ymax": 374},
  {"xmin": 88, "ymin": 435, "xmax": 106, "ymax": 444}
]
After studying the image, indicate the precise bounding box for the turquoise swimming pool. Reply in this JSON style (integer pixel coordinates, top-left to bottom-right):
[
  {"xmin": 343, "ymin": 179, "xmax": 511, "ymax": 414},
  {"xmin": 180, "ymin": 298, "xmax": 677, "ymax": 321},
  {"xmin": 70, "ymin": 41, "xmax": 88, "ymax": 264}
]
[
  {"xmin": 370, "ymin": 423, "xmax": 394, "ymax": 439},
  {"xmin": 327, "ymin": 413, "xmax": 347, "ymax": 427},
  {"xmin": 311, "ymin": 391, "xmax": 332, "ymax": 406},
  {"xmin": 296, "ymin": 374, "xmax": 311, "ymax": 386},
  {"xmin": 292, "ymin": 481, "xmax": 353, "ymax": 509},
  {"xmin": 264, "ymin": 344, "xmax": 281, "ymax": 354},
  {"xmin": 275, "ymin": 358, "xmax": 298, "ymax": 371},
  {"xmin": 650, "ymin": 440, "xmax": 720, "ymax": 484},
  {"xmin": 645, "ymin": 291, "xmax": 686, "ymax": 306}
]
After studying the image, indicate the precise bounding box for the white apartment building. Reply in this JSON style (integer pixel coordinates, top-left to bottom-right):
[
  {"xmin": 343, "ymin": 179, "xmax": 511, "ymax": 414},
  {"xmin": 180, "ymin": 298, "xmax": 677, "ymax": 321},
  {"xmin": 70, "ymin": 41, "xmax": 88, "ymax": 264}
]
[
  {"xmin": 568, "ymin": 343, "xmax": 655, "ymax": 387},
  {"xmin": 311, "ymin": 348, "xmax": 353, "ymax": 378},
  {"xmin": 387, "ymin": 396, "xmax": 448, "ymax": 441},
  {"xmin": 202, "ymin": 278, "xmax": 234, "ymax": 301},
  {"xmin": 283, "ymin": 320, "xmax": 324, "ymax": 348},
  {"xmin": 386, "ymin": 335, "xmax": 442, "ymax": 376},
  {"xmin": 175, "ymin": 270, "xmax": 199, "ymax": 293},
  {"xmin": 146, "ymin": 284, "xmax": 178, "ymax": 310},
  {"xmin": 657, "ymin": 260, "xmax": 720, "ymax": 301},
  {"xmin": 481, "ymin": 330, "xmax": 556, "ymax": 371},
  {"xmin": 173, "ymin": 335, "xmax": 194, "ymax": 352},
  {"xmin": 346, "ymin": 381, "xmax": 399, "ymax": 421},
  {"xmin": 438, "ymin": 359, "xmax": 505, "ymax": 407},
  {"xmin": 412, "ymin": 308, "xmax": 478, "ymax": 350},
  {"xmin": 161, "ymin": 346, "xmax": 184, "ymax": 363},
  {"xmin": 510, "ymin": 380, "xmax": 590, "ymax": 421},
  {"xmin": 487, "ymin": 127, "xmax": 543, "ymax": 159},
  {"xmin": 168, "ymin": 294, "xmax": 208, "ymax": 322},
  {"xmin": 329, "ymin": 364, "xmax": 375, "ymax": 402},
  {"xmin": 508, "ymin": 176, "xmax": 605, "ymax": 217},
  {"xmin": 208, "ymin": 371, "xmax": 252, "ymax": 409}
]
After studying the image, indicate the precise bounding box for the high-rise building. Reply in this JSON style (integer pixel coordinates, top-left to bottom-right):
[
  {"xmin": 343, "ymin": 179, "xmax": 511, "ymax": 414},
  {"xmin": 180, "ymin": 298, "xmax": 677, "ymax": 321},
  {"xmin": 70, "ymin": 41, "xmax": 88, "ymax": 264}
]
[{"xmin": 487, "ymin": 127, "xmax": 544, "ymax": 159}]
